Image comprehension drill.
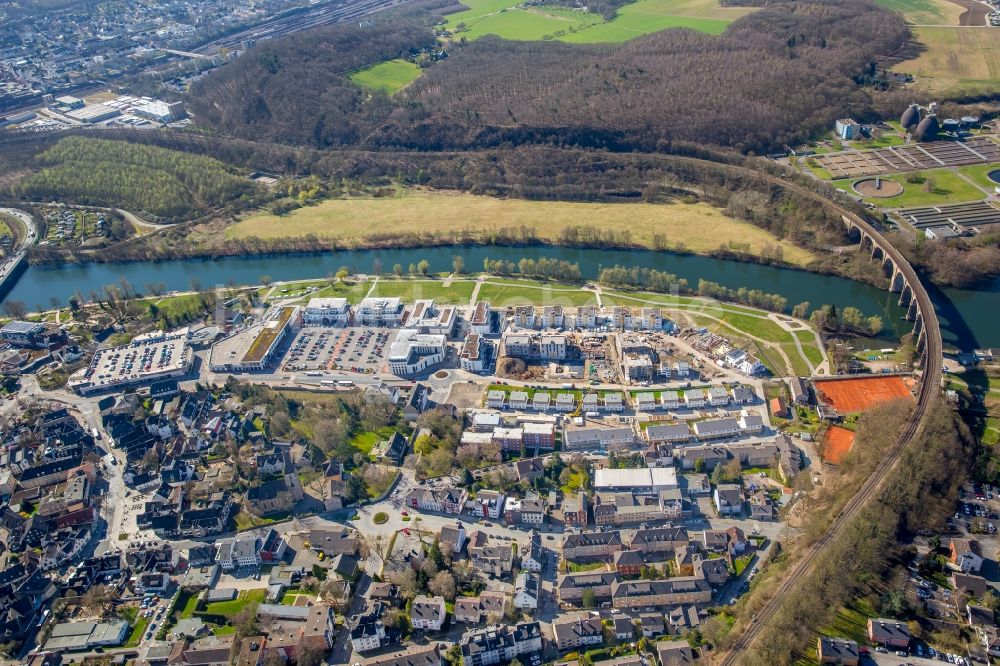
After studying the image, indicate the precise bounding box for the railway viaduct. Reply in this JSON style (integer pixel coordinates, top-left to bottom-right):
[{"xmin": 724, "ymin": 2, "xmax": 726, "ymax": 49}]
[{"xmin": 842, "ymin": 214, "xmax": 929, "ymax": 358}]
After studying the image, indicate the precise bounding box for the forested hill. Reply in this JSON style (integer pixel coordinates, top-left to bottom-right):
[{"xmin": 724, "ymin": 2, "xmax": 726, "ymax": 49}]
[
  {"xmin": 187, "ymin": 21, "xmax": 438, "ymax": 148},
  {"xmin": 187, "ymin": 0, "xmax": 907, "ymax": 154}
]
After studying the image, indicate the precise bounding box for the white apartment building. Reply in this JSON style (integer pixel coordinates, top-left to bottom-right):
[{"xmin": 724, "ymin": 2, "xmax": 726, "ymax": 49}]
[
  {"xmin": 388, "ymin": 329, "xmax": 445, "ymax": 376},
  {"xmin": 356, "ymin": 297, "xmax": 404, "ymax": 326},
  {"xmin": 303, "ymin": 297, "xmax": 351, "ymax": 326}
]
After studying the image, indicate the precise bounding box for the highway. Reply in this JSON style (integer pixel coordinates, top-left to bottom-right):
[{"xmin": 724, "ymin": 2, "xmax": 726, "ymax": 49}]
[{"xmin": 0, "ymin": 207, "xmax": 37, "ymax": 297}]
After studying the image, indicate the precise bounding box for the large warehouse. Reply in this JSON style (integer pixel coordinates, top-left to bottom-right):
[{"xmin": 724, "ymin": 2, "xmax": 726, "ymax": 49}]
[{"xmin": 593, "ymin": 468, "xmax": 678, "ymax": 494}]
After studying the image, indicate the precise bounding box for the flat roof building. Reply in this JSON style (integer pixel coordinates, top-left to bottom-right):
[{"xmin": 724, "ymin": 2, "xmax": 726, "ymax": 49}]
[
  {"xmin": 594, "ymin": 467, "xmax": 678, "ymax": 494},
  {"xmin": 303, "ymin": 298, "xmax": 350, "ymax": 326},
  {"xmin": 69, "ymin": 328, "xmax": 193, "ymax": 395}
]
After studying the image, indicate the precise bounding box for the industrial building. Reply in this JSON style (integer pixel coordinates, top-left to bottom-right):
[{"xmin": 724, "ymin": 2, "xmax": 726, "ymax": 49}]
[{"xmin": 593, "ymin": 467, "xmax": 678, "ymax": 494}]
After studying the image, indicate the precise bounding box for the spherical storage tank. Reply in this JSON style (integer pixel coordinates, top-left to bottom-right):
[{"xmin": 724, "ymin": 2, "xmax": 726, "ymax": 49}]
[
  {"xmin": 915, "ymin": 115, "xmax": 938, "ymax": 141},
  {"xmin": 900, "ymin": 104, "xmax": 920, "ymax": 129}
]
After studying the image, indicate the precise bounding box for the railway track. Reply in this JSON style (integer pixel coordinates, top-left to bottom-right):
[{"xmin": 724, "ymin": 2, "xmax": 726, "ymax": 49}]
[{"xmin": 708, "ymin": 170, "xmax": 943, "ymax": 665}]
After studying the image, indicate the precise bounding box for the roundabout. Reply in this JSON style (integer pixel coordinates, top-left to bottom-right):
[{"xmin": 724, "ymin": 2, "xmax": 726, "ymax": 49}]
[{"xmin": 853, "ymin": 177, "xmax": 903, "ymax": 198}]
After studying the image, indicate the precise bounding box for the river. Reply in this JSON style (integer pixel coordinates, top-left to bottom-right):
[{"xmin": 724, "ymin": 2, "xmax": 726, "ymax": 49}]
[{"xmin": 5, "ymin": 245, "xmax": 996, "ymax": 350}]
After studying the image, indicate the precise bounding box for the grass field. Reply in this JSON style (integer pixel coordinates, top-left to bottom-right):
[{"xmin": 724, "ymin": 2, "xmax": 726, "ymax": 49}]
[
  {"xmin": 204, "ymin": 589, "xmax": 266, "ymax": 616},
  {"xmin": 832, "ymin": 167, "xmax": 986, "ymax": 207},
  {"xmin": 873, "ymin": 0, "xmax": 962, "ymax": 24},
  {"xmin": 958, "ymin": 162, "xmax": 1000, "ymax": 188},
  {"xmin": 444, "ymin": 0, "xmax": 752, "ymax": 41},
  {"xmin": 349, "ymin": 59, "xmax": 422, "ymax": 94},
  {"xmin": 368, "ymin": 279, "xmax": 477, "ymax": 304},
  {"xmin": 124, "ymin": 617, "xmax": 150, "ymax": 648},
  {"xmin": 289, "ymin": 280, "xmax": 370, "ymax": 305},
  {"xmin": 478, "ymin": 281, "xmax": 598, "ymax": 306},
  {"xmin": 896, "ymin": 27, "xmax": 1000, "ymax": 97},
  {"xmin": 229, "ymin": 189, "xmax": 815, "ymax": 266},
  {"xmin": 350, "ymin": 426, "xmax": 396, "ymax": 455}
]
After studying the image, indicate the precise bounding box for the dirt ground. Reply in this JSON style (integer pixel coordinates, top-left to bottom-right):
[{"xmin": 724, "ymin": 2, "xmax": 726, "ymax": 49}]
[{"xmin": 814, "ymin": 375, "xmax": 915, "ymax": 413}]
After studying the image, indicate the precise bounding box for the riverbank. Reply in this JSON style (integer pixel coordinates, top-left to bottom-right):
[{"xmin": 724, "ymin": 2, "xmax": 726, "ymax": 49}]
[
  {"xmin": 220, "ymin": 191, "xmax": 817, "ymax": 266},
  {"xmin": 7, "ymin": 243, "xmax": 997, "ymax": 349}
]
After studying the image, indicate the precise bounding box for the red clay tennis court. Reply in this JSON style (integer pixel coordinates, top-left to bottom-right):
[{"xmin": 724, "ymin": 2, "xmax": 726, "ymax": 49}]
[
  {"xmin": 814, "ymin": 376, "xmax": 914, "ymax": 413},
  {"xmin": 822, "ymin": 426, "xmax": 856, "ymax": 465}
]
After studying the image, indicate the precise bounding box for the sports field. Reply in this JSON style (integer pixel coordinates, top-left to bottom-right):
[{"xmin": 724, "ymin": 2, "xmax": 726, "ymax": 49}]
[
  {"xmin": 814, "ymin": 376, "xmax": 915, "ymax": 413},
  {"xmin": 822, "ymin": 425, "xmax": 856, "ymax": 465},
  {"xmin": 228, "ymin": 189, "xmax": 814, "ymax": 265},
  {"xmin": 896, "ymin": 27, "xmax": 1000, "ymax": 97},
  {"xmin": 349, "ymin": 59, "xmax": 422, "ymax": 94},
  {"xmin": 443, "ymin": 0, "xmax": 752, "ymax": 42}
]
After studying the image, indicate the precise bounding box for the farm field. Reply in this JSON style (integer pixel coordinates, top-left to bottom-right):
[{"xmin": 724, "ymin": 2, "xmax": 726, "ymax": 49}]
[
  {"xmin": 896, "ymin": 27, "xmax": 1000, "ymax": 97},
  {"xmin": 873, "ymin": 0, "xmax": 962, "ymax": 24},
  {"xmin": 443, "ymin": 0, "xmax": 753, "ymax": 42},
  {"xmin": 367, "ymin": 279, "xmax": 477, "ymax": 304},
  {"xmin": 831, "ymin": 168, "xmax": 986, "ymax": 207},
  {"xmin": 228, "ymin": 189, "xmax": 815, "ymax": 265},
  {"xmin": 349, "ymin": 59, "xmax": 422, "ymax": 94}
]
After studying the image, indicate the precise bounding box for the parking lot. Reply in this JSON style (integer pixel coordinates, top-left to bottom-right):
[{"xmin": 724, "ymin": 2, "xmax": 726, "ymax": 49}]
[{"xmin": 282, "ymin": 325, "xmax": 398, "ymax": 374}]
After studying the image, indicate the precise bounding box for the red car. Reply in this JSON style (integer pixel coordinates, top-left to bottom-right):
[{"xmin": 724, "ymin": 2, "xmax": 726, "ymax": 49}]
[{"xmin": 401, "ymin": 511, "xmax": 408, "ymax": 516}]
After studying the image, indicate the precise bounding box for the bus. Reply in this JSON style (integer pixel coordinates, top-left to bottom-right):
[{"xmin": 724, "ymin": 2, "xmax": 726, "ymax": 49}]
[
  {"xmin": 337, "ymin": 380, "xmax": 354, "ymax": 387},
  {"xmin": 320, "ymin": 380, "xmax": 335, "ymax": 387}
]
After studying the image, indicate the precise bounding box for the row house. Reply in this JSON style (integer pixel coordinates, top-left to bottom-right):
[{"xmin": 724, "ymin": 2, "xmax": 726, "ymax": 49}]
[
  {"xmin": 629, "ymin": 526, "xmax": 690, "ymax": 556},
  {"xmin": 562, "ymin": 530, "xmax": 624, "ymax": 561},
  {"xmin": 610, "ymin": 577, "xmax": 713, "ymax": 609},
  {"xmin": 557, "ymin": 571, "xmax": 620, "ymax": 604}
]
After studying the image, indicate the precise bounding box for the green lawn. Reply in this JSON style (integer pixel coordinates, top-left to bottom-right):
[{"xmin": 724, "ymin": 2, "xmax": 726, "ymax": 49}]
[
  {"xmin": 203, "ymin": 589, "xmax": 266, "ymax": 616},
  {"xmin": 124, "ymin": 617, "xmax": 150, "ymax": 648},
  {"xmin": 445, "ymin": 0, "xmax": 753, "ymax": 42},
  {"xmin": 478, "ymin": 280, "xmax": 596, "ymax": 306},
  {"xmin": 350, "ymin": 426, "xmax": 396, "ymax": 455},
  {"xmin": 368, "ymin": 278, "xmax": 477, "ymax": 304},
  {"xmin": 794, "ymin": 329, "xmax": 826, "ymax": 368},
  {"xmin": 780, "ymin": 342, "xmax": 812, "ymax": 377},
  {"xmin": 832, "ymin": 167, "xmax": 986, "ymax": 207},
  {"xmin": 289, "ymin": 280, "xmax": 369, "ymax": 305},
  {"xmin": 983, "ymin": 418, "xmax": 1000, "ymax": 446},
  {"xmin": 958, "ymin": 162, "xmax": 1000, "ymax": 189},
  {"xmin": 350, "ymin": 59, "xmax": 423, "ymax": 94},
  {"xmin": 567, "ymin": 560, "xmax": 606, "ymax": 572},
  {"xmin": 177, "ymin": 590, "xmax": 200, "ymax": 619},
  {"xmin": 560, "ymin": 470, "xmax": 586, "ymax": 495},
  {"xmin": 152, "ymin": 293, "xmax": 207, "ymax": 320}
]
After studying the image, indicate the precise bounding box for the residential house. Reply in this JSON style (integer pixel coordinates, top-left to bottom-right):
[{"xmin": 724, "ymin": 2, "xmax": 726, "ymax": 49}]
[
  {"xmin": 454, "ymin": 591, "xmax": 508, "ymax": 624},
  {"xmin": 713, "ymin": 484, "xmax": 743, "ymax": 516},
  {"xmin": 562, "ymin": 531, "xmax": 624, "ymax": 561},
  {"xmin": 950, "ymin": 538, "xmax": 984, "ymax": 574},
  {"xmin": 410, "ymin": 595, "xmax": 447, "ymax": 632},
  {"xmin": 557, "ymin": 572, "xmax": 620, "ymax": 604},
  {"xmin": 552, "ymin": 614, "xmax": 603, "ymax": 651},
  {"xmin": 866, "ymin": 618, "xmax": 911, "ymax": 649},
  {"xmin": 513, "ymin": 572, "xmax": 539, "ymax": 610},
  {"xmin": 656, "ymin": 639, "xmax": 696, "ymax": 666},
  {"xmin": 562, "ymin": 492, "xmax": 589, "ymax": 526}
]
